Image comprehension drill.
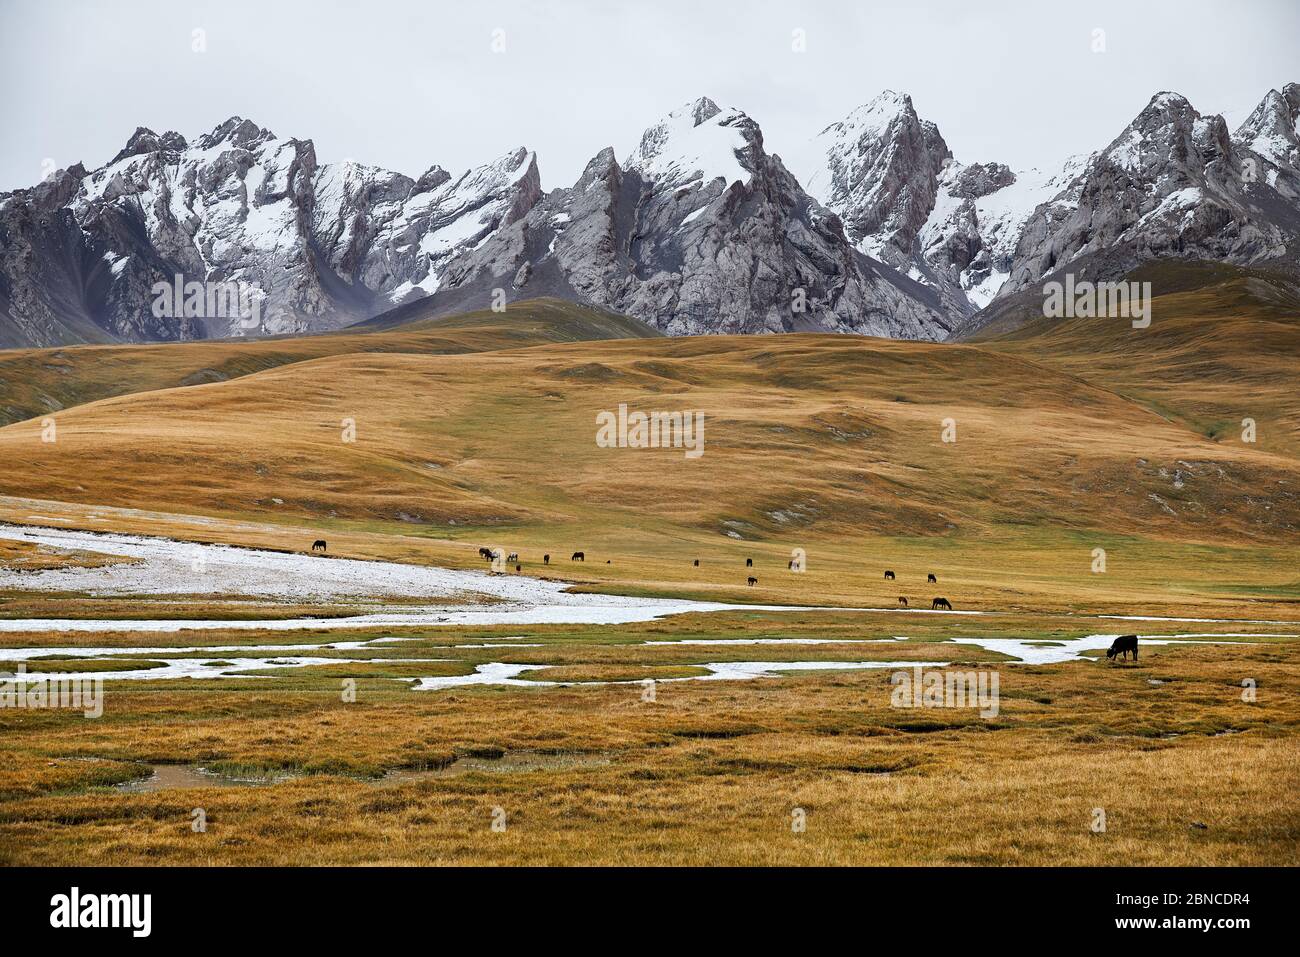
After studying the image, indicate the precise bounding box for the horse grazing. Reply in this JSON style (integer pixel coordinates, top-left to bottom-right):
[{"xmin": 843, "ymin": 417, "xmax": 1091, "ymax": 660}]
[
  {"xmin": 927, "ymin": 573, "xmax": 938, "ymax": 584},
  {"xmin": 1106, "ymin": 635, "xmax": 1139, "ymax": 661},
  {"xmin": 478, "ymin": 547, "xmax": 494, "ymax": 560},
  {"xmin": 932, "ymin": 597, "xmax": 952, "ymax": 610},
  {"xmin": 747, "ymin": 576, "xmax": 758, "ymax": 586},
  {"xmin": 746, "ymin": 558, "xmax": 753, "ymax": 568},
  {"xmin": 571, "ymin": 552, "xmax": 585, "ymax": 561},
  {"xmin": 312, "ymin": 540, "xmax": 327, "ymax": 552},
  {"xmin": 898, "ymin": 597, "xmax": 908, "ymax": 607},
  {"xmin": 884, "ymin": 570, "xmax": 895, "ymax": 580}
]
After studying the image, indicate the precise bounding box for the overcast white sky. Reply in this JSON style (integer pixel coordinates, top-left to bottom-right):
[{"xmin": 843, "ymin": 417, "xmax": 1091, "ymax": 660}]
[{"xmin": 2, "ymin": 0, "xmax": 1296, "ymax": 193}]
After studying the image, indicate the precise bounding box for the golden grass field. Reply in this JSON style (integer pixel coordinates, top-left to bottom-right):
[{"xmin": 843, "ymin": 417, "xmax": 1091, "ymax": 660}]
[{"xmin": 0, "ymin": 279, "xmax": 1297, "ymax": 865}]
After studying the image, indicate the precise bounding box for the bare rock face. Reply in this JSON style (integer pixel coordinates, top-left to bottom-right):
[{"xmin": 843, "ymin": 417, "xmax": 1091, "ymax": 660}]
[
  {"xmin": 428, "ymin": 97, "xmax": 953, "ymax": 340},
  {"xmin": 0, "ymin": 118, "xmax": 542, "ymax": 347}
]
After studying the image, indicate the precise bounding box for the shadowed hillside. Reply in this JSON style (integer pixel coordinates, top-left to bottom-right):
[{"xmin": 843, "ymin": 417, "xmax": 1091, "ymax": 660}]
[{"xmin": 0, "ymin": 298, "xmax": 660, "ymax": 427}]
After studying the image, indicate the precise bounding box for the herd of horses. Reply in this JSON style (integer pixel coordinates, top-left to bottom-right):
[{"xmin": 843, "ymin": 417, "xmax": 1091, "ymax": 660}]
[
  {"xmin": 307, "ymin": 538, "xmax": 1143, "ymax": 661},
  {"xmin": 314, "ymin": 539, "xmax": 954, "ymax": 607},
  {"xmin": 465, "ymin": 546, "xmax": 956, "ymax": 609}
]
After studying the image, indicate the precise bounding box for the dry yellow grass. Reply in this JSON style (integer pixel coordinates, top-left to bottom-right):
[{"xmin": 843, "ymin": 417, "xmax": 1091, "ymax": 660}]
[{"xmin": 1, "ymin": 638, "xmax": 1294, "ymax": 865}]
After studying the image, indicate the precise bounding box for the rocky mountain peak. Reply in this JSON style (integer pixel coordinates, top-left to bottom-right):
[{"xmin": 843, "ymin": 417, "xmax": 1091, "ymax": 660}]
[
  {"xmin": 411, "ymin": 164, "xmax": 452, "ymax": 195},
  {"xmin": 687, "ymin": 96, "xmax": 722, "ymax": 126},
  {"xmin": 801, "ymin": 89, "xmax": 951, "ymax": 263},
  {"xmin": 195, "ymin": 116, "xmax": 278, "ymax": 152},
  {"xmin": 1235, "ymin": 82, "xmax": 1300, "ymax": 173}
]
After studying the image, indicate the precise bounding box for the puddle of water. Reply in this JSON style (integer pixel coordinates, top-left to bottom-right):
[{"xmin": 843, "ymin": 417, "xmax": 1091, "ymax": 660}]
[
  {"xmin": 115, "ymin": 764, "xmax": 296, "ymax": 792},
  {"xmin": 112, "ymin": 752, "xmax": 611, "ymax": 793}
]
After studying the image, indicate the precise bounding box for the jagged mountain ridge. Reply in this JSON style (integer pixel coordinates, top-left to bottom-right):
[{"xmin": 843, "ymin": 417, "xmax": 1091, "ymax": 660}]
[
  {"xmin": 415, "ymin": 97, "xmax": 952, "ymax": 339},
  {"xmin": 2, "ymin": 84, "xmax": 1298, "ymax": 348}
]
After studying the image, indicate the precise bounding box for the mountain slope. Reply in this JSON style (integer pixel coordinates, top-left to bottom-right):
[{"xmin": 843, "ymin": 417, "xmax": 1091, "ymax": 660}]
[{"xmin": 977, "ymin": 260, "xmax": 1300, "ymax": 458}]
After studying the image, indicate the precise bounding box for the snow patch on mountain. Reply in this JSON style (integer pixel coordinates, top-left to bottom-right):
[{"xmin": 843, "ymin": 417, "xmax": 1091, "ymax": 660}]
[{"xmin": 624, "ymin": 97, "xmax": 754, "ymax": 190}]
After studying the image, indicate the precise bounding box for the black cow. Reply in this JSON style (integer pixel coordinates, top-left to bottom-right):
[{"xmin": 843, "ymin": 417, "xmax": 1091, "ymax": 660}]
[
  {"xmin": 507, "ymin": 552, "xmax": 519, "ymax": 563},
  {"xmin": 544, "ymin": 554, "xmax": 550, "ymax": 565},
  {"xmin": 884, "ymin": 570, "xmax": 895, "ymax": 580},
  {"xmin": 478, "ymin": 547, "xmax": 494, "ymax": 560},
  {"xmin": 515, "ymin": 564, "xmax": 522, "ymax": 573},
  {"xmin": 927, "ymin": 573, "xmax": 938, "ymax": 584},
  {"xmin": 932, "ymin": 597, "xmax": 952, "ymax": 610},
  {"xmin": 898, "ymin": 597, "xmax": 908, "ymax": 607},
  {"xmin": 746, "ymin": 558, "xmax": 753, "ymax": 568},
  {"xmin": 312, "ymin": 540, "xmax": 327, "ymax": 552},
  {"xmin": 693, "ymin": 559, "xmax": 699, "ymax": 567},
  {"xmin": 747, "ymin": 576, "xmax": 757, "ymax": 586},
  {"xmin": 572, "ymin": 552, "xmax": 585, "ymax": 561},
  {"xmin": 1106, "ymin": 635, "xmax": 1139, "ymax": 661}
]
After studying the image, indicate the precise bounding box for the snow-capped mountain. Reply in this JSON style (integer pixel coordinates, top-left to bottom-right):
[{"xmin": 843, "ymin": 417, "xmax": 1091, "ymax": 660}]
[
  {"xmin": 799, "ymin": 91, "xmax": 1088, "ymax": 320},
  {"xmin": 418, "ymin": 97, "xmax": 953, "ymax": 339},
  {"xmin": 802, "ymin": 91, "xmax": 951, "ymax": 266},
  {"xmin": 802, "ymin": 85, "xmax": 1300, "ymax": 334},
  {"xmin": 1235, "ymin": 82, "xmax": 1300, "ymax": 188},
  {"xmin": 0, "ymin": 117, "xmax": 540, "ymax": 346},
  {"xmin": 2, "ymin": 85, "xmax": 1297, "ymax": 348},
  {"xmin": 994, "ymin": 88, "xmax": 1300, "ymax": 309}
]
